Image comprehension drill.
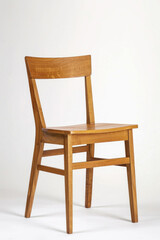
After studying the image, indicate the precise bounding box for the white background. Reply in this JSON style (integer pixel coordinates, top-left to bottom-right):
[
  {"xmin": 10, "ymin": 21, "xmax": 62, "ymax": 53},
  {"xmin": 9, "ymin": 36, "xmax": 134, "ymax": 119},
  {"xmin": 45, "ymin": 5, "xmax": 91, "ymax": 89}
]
[{"xmin": 0, "ymin": 0, "xmax": 160, "ymax": 239}]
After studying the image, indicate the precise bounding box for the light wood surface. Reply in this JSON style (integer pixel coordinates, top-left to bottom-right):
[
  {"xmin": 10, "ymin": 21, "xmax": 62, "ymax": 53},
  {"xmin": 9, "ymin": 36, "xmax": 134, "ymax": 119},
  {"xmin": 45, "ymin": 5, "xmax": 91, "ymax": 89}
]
[
  {"xmin": 71, "ymin": 130, "xmax": 129, "ymax": 145},
  {"xmin": 25, "ymin": 55, "xmax": 138, "ymax": 234},
  {"xmin": 42, "ymin": 132, "xmax": 64, "ymax": 145},
  {"xmin": 42, "ymin": 123, "xmax": 138, "ymax": 135},
  {"xmin": 72, "ymin": 157, "xmax": 130, "ymax": 170},
  {"xmin": 64, "ymin": 135, "xmax": 73, "ymax": 234},
  {"xmin": 25, "ymin": 139, "xmax": 44, "ymax": 218},
  {"xmin": 85, "ymin": 75, "xmax": 95, "ymax": 208},
  {"xmin": 125, "ymin": 130, "xmax": 138, "ymax": 222},
  {"xmin": 37, "ymin": 165, "xmax": 65, "ymax": 176},
  {"xmin": 25, "ymin": 57, "xmax": 45, "ymax": 218},
  {"xmin": 42, "ymin": 145, "xmax": 88, "ymax": 157},
  {"xmin": 25, "ymin": 55, "xmax": 91, "ymax": 79}
]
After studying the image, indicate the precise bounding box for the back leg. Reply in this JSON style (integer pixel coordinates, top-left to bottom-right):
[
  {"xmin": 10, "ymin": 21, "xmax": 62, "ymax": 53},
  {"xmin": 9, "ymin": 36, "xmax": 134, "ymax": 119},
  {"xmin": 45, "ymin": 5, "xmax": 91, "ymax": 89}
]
[
  {"xmin": 25, "ymin": 138, "xmax": 44, "ymax": 218},
  {"xmin": 85, "ymin": 144, "xmax": 94, "ymax": 208},
  {"xmin": 125, "ymin": 130, "xmax": 138, "ymax": 222}
]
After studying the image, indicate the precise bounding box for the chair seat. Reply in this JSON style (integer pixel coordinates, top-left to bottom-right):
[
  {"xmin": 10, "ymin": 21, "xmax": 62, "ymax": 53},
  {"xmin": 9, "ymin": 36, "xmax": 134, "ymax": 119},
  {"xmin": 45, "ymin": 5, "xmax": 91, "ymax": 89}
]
[{"xmin": 42, "ymin": 123, "xmax": 138, "ymax": 135}]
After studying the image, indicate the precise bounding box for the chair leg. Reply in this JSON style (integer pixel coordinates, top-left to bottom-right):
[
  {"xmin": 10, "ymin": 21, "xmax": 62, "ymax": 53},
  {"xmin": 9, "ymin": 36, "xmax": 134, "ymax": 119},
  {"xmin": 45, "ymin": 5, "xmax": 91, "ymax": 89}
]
[
  {"xmin": 25, "ymin": 138, "xmax": 44, "ymax": 218},
  {"xmin": 125, "ymin": 130, "xmax": 138, "ymax": 223},
  {"xmin": 85, "ymin": 144, "xmax": 94, "ymax": 208},
  {"xmin": 64, "ymin": 135, "xmax": 73, "ymax": 234}
]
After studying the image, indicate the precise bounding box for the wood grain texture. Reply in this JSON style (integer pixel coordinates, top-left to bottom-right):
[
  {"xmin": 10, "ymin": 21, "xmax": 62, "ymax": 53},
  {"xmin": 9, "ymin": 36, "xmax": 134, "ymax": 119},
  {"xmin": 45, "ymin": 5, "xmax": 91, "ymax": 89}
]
[
  {"xmin": 85, "ymin": 144, "xmax": 94, "ymax": 208},
  {"xmin": 73, "ymin": 157, "xmax": 130, "ymax": 170},
  {"xmin": 43, "ymin": 123, "xmax": 138, "ymax": 135},
  {"xmin": 42, "ymin": 132, "xmax": 64, "ymax": 145},
  {"xmin": 85, "ymin": 76, "xmax": 95, "ymax": 124},
  {"xmin": 71, "ymin": 130, "xmax": 129, "ymax": 145},
  {"xmin": 25, "ymin": 139, "xmax": 44, "ymax": 218},
  {"xmin": 25, "ymin": 59, "xmax": 46, "ymax": 129},
  {"xmin": 37, "ymin": 165, "xmax": 65, "ymax": 176},
  {"xmin": 125, "ymin": 130, "xmax": 138, "ymax": 223},
  {"xmin": 25, "ymin": 58, "xmax": 45, "ymax": 218},
  {"xmin": 25, "ymin": 55, "xmax": 91, "ymax": 79},
  {"xmin": 25, "ymin": 54, "xmax": 138, "ymax": 233},
  {"xmin": 64, "ymin": 135, "xmax": 73, "ymax": 234},
  {"xmin": 85, "ymin": 75, "xmax": 95, "ymax": 208},
  {"xmin": 42, "ymin": 145, "xmax": 88, "ymax": 157}
]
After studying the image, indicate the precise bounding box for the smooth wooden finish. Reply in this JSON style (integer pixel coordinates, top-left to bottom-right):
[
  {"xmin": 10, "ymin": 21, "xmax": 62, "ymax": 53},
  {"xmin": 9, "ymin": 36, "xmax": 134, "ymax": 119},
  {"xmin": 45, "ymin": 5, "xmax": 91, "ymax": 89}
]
[
  {"xmin": 73, "ymin": 157, "xmax": 130, "ymax": 170},
  {"xmin": 25, "ymin": 55, "xmax": 138, "ymax": 234},
  {"xmin": 25, "ymin": 139, "xmax": 44, "ymax": 218},
  {"xmin": 25, "ymin": 56, "xmax": 46, "ymax": 218},
  {"xmin": 37, "ymin": 165, "xmax": 65, "ymax": 176},
  {"xmin": 85, "ymin": 75, "xmax": 95, "ymax": 208},
  {"xmin": 71, "ymin": 130, "xmax": 129, "ymax": 145},
  {"xmin": 43, "ymin": 123, "xmax": 138, "ymax": 135},
  {"xmin": 85, "ymin": 144, "xmax": 94, "ymax": 208},
  {"xmin": 64, "ymin": 135, "xmax": 73, "ymax": 234},
  {"xmin": 42, "ymin": 132, "xmax": 64, "ymax": 145},
  {"xmin": 42, "ymin": 145, "xmax": 88, "ymax": 157},
  {"xmin": 125, "ymin": 130, "xmax": 138, "ymax": 223},
  {"xmin": 25, "ymin": 55, "xmax": 91, "ymax": 79},
  {"xmin": 85, "ymin": 76, "xmax": 95, "ymax": 124}
]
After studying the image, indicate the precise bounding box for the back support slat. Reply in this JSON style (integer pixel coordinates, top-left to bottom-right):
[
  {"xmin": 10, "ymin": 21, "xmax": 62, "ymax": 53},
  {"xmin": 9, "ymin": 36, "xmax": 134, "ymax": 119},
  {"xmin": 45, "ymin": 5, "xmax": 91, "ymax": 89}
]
[{"xmin": 25, "ymin": 55, "xmax": 91, "ymax": 79}]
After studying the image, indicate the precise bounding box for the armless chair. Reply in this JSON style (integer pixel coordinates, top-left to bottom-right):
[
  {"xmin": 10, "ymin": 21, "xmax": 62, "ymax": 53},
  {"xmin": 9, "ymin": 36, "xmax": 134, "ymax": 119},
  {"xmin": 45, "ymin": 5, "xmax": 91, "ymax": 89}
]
[{"xmin": 25, "ymin": 55, "xmax": 138, "ymax": 234}]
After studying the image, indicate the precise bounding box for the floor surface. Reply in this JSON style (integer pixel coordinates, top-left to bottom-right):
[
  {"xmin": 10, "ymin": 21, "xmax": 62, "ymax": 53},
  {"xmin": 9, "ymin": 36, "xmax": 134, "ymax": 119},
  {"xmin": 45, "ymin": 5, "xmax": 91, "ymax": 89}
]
[{"xmin": 0, "ymin": 192, "xmax": 160, "ymax": 240}]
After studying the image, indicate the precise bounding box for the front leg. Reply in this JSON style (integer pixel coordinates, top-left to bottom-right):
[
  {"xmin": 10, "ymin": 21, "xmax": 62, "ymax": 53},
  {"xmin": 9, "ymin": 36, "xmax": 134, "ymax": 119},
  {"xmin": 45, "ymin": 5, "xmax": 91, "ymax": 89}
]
[
  {"xmin": 64, "ymin": 135, "xmax": 73, "ymax": 234},
  {"xmin": 125, "ymin": 130, "xmax": 138, "ymax": 223}
]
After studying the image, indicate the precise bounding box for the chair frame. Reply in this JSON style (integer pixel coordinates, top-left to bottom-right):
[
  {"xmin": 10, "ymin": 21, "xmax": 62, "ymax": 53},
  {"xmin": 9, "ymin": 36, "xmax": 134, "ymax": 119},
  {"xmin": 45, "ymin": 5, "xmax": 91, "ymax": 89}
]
[{"xmin": 25, "ymin": 55, "xmax": 138, "ymax": 234}]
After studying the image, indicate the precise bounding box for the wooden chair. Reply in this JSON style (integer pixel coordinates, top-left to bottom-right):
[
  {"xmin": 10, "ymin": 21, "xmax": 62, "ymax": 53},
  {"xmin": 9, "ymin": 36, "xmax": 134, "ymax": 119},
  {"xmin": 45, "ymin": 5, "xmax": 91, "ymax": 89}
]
[{"xmin": 25, "ymin": 55, "xmax": 138, "ymax": 234}]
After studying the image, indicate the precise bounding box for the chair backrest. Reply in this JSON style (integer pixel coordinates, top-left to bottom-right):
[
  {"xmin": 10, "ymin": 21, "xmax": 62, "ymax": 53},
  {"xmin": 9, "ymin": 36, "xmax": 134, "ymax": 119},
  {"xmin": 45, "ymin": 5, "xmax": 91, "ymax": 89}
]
[{"xmin": 25, "ymin": 55, "xmax": 95, "ymax": 130}]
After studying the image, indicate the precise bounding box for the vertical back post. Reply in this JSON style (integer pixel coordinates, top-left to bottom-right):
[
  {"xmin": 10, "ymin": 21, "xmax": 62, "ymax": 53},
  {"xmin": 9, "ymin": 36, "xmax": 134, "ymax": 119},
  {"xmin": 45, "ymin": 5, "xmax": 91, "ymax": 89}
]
[
  {"xmin": 25, "ymin": 58, "xmax": 46, "ymax": 130},
  {"xmin": 85, "ymin": 75, "xmax": 95, "ymax": 124},
  {"xmin": 85, "ymin": 75, "xmax": 95, "ymax": 208}
]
